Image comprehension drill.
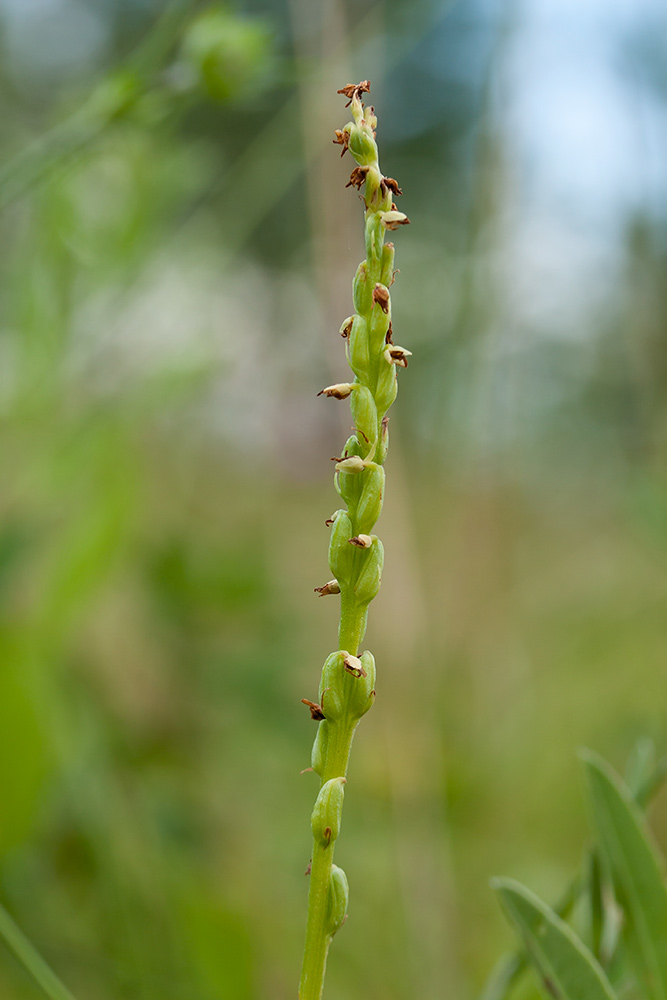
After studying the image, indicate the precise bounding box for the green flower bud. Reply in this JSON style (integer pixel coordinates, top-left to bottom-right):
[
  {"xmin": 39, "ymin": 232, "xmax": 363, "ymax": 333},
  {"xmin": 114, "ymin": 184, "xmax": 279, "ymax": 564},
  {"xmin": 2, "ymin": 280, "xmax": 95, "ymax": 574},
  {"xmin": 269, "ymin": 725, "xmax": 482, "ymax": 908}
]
[
  {"xmin": 326, "ymin": 865, "xmax": 349, "ymax": 938},
  {"xmin": 318, "ymin": 651, "xmax": 347, "ymax": 722},
  {"xmin": 374, "ymin": 360, "xmax": 398, "ymax": 415},
  {"xmin": 370, "ymin": 300, "xmax": 391, "ymax": 351},
  {"xmin": 349, "ymin": 124, "xmax": 377, "ymax": 166},
  {"xmin": 356, "ymin": 465, "xmax": 385, "ymax": 534},
  {"xmin": 353, "ymin": 262, "xmax": 372, "ymax": 315},
  {"xmin": 335, "ymin": 435, "xmax": 364, "ymax": 507},
  {"xmin": 350, "ymin": 386, "xmax": 377, "ymax": 451},
  {"xmin": 311, "ymin": 777, "xmax": 346, "ymax": 847},
  {"xmin": 365, "ymin": 212, "xmax": 384, "ymax": 262},
  {"xmin": 328, "ymin": 511, "xmax": 355, "ymax": 584},
  {"xmin": 380, "ymin": 242, "xmax": 395, "ymax": 287},
  {"xmin": 354, "ymin": 537, "xmax": 384, "ymax": 606},
  {"xmin": 347, "ymin": 650, "xmax": 376, "ymax": 720},
  {"xmin": 346, "ymin": 315, "xmax": 369, "ymax": 378},
  {"xmin": 311, "ymin": 720, "xmax": 329, "ymax": 777}
]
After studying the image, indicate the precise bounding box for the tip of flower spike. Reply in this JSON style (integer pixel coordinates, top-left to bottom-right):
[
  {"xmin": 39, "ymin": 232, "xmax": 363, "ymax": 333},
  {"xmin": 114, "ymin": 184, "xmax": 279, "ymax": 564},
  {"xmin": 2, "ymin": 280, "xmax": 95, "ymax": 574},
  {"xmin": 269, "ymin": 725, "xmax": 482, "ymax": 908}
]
[{"xmin": 337, "ymin": 80, "xmax": 371, "ymax": 107}]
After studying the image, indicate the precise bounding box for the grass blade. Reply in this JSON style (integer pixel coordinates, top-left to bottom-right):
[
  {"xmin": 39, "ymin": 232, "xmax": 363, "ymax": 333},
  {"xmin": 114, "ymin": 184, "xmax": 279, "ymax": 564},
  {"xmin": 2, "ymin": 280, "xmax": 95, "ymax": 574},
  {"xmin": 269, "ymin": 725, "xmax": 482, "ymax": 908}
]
[
  {"xmin": 0, "ymin": 901, "xmax": 78, "ymax": 1000},
  {"xmin": 582, "ymin": 749, "xmax": 667, "ymax": 1000},
  {"xmin": 492, "ymin": 877, "xmax": 618, "ymax": 1000}
]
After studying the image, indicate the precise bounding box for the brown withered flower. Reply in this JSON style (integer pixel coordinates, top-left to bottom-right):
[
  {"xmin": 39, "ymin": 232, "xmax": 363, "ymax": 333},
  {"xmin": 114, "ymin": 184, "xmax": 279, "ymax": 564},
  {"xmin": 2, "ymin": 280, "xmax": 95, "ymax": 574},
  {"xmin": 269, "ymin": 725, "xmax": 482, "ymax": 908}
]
[
  {"xmin": 348, "ymin": 534, "xmax": 373, "ymax": 549},
  {"xmin": 384, "ymin": 345, "xmax": 412, "ymax": 368},
  {"xmin": 314, "ymin": 580, "xmax": 341, "ymax": 597},
  {"xmin": 382, "ymin": 176, "xmax": 403, "ymax": 197},
  {"xmin": 346, "ymin": 165, "xmax": 370, "ymax": 190},
  {"xmin": 343, "ymin": 654, "xmax": 367, "ymax": 678},
  {"xmin": 301, "ymin": 698, "xmax": 325, "ymax": 721},
  {"xmin": 337, "ymin": 80, "xmax": 371, "ymax": 107},
  {"xmin": 332, "ymin": 128, "xmax": 350, "ymax": 156},
  {"xmin": 372, "ymin": 284, "xmax": 390, "ymax": 314}
]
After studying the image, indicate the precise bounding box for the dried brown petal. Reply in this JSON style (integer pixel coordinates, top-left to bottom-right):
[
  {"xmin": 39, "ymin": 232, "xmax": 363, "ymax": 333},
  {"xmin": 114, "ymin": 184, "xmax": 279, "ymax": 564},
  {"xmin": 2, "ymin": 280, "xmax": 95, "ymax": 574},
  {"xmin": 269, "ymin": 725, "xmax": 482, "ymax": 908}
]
[
  {"xmin": 349, "ymin": 534, "xmax": 373, "ymax": 549},
  {"xmin": 318, "ymin": 383, "xmax": 354, "ymax": 400},
  {"xmin": 333, "ymin": 128, "xmax": 351, "ymax": 156},
  {"xmin": 337, "ymin": 80, "xmax": 371, "ymax": 107},
  {"xmin": 372, "ymin": 284, "xmax": 390, "ymax": 314},
  {"xmin": 384, "ymin": 345, "xmax": 412, "ymax": 368},
  {"xmin": 301, "ymin": 698, "xmax": 325, "ymax": 721},
  {"xmin": 314, "ymin": 580, "xmax": 341, "ymax": 596},
  {"xmin": 383, "ymin": 176, "xmax": 403, "ymax": 196},
  {"xmin": 346, "ymin": 165, "xmax": 370, "ymax": 190},
  {"xmin": 343, "ymin": 654, "xmax": 367, "ymax": 678},
  {"xmin": 339, "ymin": 316, "xmax": 354, "ymax": 339}
]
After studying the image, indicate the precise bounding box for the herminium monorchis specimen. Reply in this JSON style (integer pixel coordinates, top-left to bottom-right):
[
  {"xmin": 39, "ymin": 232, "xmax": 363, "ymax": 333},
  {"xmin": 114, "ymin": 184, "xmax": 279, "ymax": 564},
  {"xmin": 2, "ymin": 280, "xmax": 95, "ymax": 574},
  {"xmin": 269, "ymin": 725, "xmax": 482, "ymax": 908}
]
[{"xmin": 299, "ymin": 81, "xmax": 410, "ymax": 1000}]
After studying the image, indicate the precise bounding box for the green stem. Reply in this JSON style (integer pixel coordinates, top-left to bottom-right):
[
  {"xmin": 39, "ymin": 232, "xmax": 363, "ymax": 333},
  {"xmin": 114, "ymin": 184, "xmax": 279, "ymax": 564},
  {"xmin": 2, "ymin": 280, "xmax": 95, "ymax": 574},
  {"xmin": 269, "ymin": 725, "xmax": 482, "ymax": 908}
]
[
  {"xmin": 300, "ymin": 843, "xmax": 336, "ymax": 1000},
  {"xmin": 0, "ymin": 902, "xmax": 78, "ymax": 1000},
  {"xmin": 338, "ymin": 591, "xmax": 367, "ymax": 655},
  {"xmin": 299, "ymin": 599, "xmax": 366, "ymax": 1000}
]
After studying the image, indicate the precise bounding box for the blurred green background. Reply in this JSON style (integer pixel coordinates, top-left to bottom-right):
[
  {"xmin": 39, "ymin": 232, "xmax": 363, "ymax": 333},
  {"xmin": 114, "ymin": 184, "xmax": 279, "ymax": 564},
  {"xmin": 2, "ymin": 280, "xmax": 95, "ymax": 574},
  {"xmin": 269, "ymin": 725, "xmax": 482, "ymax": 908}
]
[{"xmin": 1, "ymin": 0, "xmax": 667, "ymax": 997}]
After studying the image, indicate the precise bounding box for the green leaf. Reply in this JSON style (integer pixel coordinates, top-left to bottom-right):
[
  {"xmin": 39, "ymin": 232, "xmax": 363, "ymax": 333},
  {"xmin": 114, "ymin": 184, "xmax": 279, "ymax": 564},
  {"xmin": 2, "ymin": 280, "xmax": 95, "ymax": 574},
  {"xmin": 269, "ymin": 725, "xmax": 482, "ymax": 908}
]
[
  {"xmin": 0, "ymin": 901, "xmax": 78, "ymax": 1000},
  {"xmin": 582, "ymin": 749, "xmax": 667, "ymax": 1000},
  {"xmin": 492, "ymin": 877, "xmax": 618, "ymax": 1000}
]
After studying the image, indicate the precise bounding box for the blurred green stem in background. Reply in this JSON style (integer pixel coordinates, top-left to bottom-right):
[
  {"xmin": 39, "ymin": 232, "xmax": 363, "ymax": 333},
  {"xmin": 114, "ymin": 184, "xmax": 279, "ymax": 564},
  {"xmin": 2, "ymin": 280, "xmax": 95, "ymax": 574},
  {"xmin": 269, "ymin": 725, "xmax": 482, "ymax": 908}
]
[
  {"xmin": 298, "ymin": 81, "xmax": 410, "ymax": 1000},
  {"xmin": 0, "ymin": 902, "xmax": 78, "ymax": 1000}
]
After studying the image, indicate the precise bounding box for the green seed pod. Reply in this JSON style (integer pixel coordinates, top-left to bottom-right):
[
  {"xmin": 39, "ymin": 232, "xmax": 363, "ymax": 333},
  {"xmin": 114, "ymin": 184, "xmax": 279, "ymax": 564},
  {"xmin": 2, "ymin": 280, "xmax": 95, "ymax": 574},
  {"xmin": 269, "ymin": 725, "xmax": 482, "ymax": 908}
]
[
  {"xmin": 353, "ymin": 262, "xmax": 372, "ymax": 315},
  {"xmin": 346, "ymin": 315, "xmax": 369, "ymax": 378},
  {"xmin": 328, "ymin": 510, "xmax": 355, "ymax": 584},
  {"xmin": 374, "ymin": 360, "xmax": 398, "ymax": 415},
  {"xmin": 326, "ymin": 865, "xmax": 349, "ymax": 938},
  {"xmin": 350, "ymin": 386, "xmax": 377, "ymax": 452},
  {"xmin": 380, "ymin": 242, "xmax": 395, "ymax": 287},
  {"xmin": 354, "ymin": 537, "xmax": 384, "ymax": 606},
  {"xmin": 318, "ymin": 651, "xmax": 346, "ymax": 722},
  {"xmin": 311, "ymin": 777, "xmax": 346, "ymax": 847},
  {"xmin": 335, "ymin": 435, "xmax": 363, "ymax": 507},
  {"xmin": 311, "ymin": 720, "xmax": 329, "ymax": 777},
  {"xmin": 370, "ymin": 300, "xmax": 391, "ymax": 351},
  {"xmin": 349, "ymin": 124, "xmax": 377, "ymax": 166},
  {"xmin": 365, "ymin": 212, "xmax": 384, "ymax": 263},
  {"xmin": 355, "ymin": 465, "xmax": 384, "ymax": 534},
  {"xmin": 347, "ymin": 650, "xmax": 376, "ymax": 720}
]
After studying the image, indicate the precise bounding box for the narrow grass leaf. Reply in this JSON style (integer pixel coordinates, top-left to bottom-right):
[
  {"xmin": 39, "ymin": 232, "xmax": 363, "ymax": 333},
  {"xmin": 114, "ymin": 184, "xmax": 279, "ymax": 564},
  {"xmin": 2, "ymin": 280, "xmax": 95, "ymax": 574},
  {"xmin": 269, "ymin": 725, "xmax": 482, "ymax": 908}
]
[
  {"xmin": 582, "ymin": 749, "xmax": 667, "ymax": 1000},
  {"xmin": 492, "ymin": 877, "xmax": 618, "ymax": 1000},
  {"xmin": 0, "ymin": 901, "xmax": 78, "ymax": 1000}
]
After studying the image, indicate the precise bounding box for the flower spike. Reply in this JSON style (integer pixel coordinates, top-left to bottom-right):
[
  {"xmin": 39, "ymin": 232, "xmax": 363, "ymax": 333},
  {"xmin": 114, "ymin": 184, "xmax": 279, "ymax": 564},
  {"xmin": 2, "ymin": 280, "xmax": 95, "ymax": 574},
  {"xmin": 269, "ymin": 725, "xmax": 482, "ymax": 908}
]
[{"xmin": 299, "ymin": 81, "xmax": 410, "ymax": 1000}]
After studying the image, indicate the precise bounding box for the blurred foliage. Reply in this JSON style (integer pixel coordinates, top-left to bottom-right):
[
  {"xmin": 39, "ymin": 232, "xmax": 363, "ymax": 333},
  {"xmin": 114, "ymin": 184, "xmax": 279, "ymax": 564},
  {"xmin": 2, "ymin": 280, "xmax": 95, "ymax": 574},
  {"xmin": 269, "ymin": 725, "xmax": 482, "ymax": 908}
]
[{"xmin": 1, "ymin": 1, "xmax": 667, "ymax": 999}]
